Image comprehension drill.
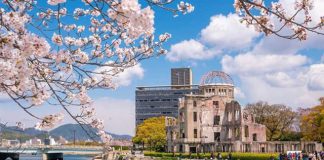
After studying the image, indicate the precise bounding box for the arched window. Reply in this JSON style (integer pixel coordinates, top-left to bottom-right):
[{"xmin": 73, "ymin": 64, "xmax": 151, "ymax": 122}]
[{"xmin": 244, "ymin": 125, "xmax": 249, "ymax": 137}]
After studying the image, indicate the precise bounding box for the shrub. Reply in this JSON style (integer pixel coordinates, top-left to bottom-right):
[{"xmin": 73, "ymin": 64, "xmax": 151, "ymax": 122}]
[{"xmin": 144, "ymin": 151, "xmax": 279, "ymax": 160}]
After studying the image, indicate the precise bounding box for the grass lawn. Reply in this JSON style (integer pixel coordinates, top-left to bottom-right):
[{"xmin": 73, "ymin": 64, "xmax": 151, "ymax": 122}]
[{"xmin": 144, "ymin": 151, "xmax": 279, "ymax": 160}]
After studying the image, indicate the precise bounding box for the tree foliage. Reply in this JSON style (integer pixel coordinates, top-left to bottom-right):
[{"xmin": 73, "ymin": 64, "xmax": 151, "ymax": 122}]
[
  {"xmin": 300, "ymin": 99, "xmax": 324, "ymax": 142},
  {"xmin": 0, "ymin": 0, "xmax": 177, "ymax": 144},
  {"xmin": 133, "ymin": 116, "xmax": 166, "ymax": 151},
  {"xmin": 245, "ymin": 102, "xmax": 297, "ymax": 141}
]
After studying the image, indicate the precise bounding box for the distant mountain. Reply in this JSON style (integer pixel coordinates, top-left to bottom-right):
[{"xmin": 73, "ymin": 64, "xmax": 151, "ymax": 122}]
[
  {"xmin": 0, "ymin": 124, "xmax": 48, "ymax": 142},
  {"xmin": 0, "ymin": 123, "xmax": 45, "ymax": 135},
  {"xmin": 23, "ymin": 127, "xmax": 47, "ymax": 136},
  {"xmin": 0, "ymin": 123, "xmax": 132, "ymax": 141},
  {"xmin": 50, "ymin": 124, "xmax": 99, "ymax": 141},
  {"xmin": 50, "ymin": 124, "xmax": 132, "ymax": 141}
]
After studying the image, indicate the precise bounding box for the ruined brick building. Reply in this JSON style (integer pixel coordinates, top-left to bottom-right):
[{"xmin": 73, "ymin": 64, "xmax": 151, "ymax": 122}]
[{"xmin": 166, "ymin": 71, "xmax": 322, "ymax": 153}]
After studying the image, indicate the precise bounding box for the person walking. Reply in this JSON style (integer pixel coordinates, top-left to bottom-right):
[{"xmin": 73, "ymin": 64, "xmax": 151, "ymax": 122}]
[
  {"xmin": 279, "ymin": 153, "xmax": 283, "ymax": 160},
  {"xmin": 211, "ymin": 152, "xmax": 215, "ymax": 159},
  {"xmin": 227, "ymin": 152, "xmax": 232, "ymax": 160},
  {"xmin": 217, "ymin": 152, "xmax": 222, "ymax": 160}
]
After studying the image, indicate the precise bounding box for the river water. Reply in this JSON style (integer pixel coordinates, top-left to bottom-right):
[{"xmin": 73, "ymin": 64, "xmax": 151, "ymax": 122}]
[{"xmin": 19, "ymin": 154, "xmax": 93, "ymax": 160}]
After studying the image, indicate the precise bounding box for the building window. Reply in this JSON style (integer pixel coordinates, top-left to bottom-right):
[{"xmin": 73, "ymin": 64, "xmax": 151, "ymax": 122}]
[
  {"xmin": 181, "ymin": 129, "xmax": 185, "ymax": 138},
  {"xmin": 235, "ymin": 128, "xmax": 240, "ymax": 138},
  {"xmin": 228, "ymin": 128, "xmax": 232, "ymax": 139},
  {"xmin": 193, "ymin": 112, "xmax": 197, "ymax": 122},
  {"xmin": 253, "ymin": 133, "xmax": 257, "ymax": 141},
  {"xmin": 244, "ymin": 125, "xmax": 249, "ymax": 137},
  {"xmin": 194, "ymin": 129, "xmax": 198, "ymax": 138},
  {"xmin": 214, "ymin": 115, "xmax": 220, "ymax": 125},
  {"xmin": 214, "ymin": 132, "xmax": 220, "ymax": 142},
  {"xmin": 190, "ymin": 147, "xmax": 197, "ymax": 153},
  {"xmin": 227, "ymin": 112, "xmax": 232, "ymax": 122},
  {"xmin": 193, "ymin": 101, "xmax": 197, "ymax": 107},
  {"xmin": 235, "ymin": 110, "xmax": 240, "ymax": 120},
  {"xmin": 275, "ymin": 144, "xmax": 284, "ymax": 153},
  {"xmin": 174, "ymin": 92, "xmax": 183, "ymax": 95},
  {"xmin": 180, "ymin": 112, "xmax": 184, "ymax": 122},
  {"xmin": 213, "ymin": 101, "xmax": 219, "ymax": 108}
]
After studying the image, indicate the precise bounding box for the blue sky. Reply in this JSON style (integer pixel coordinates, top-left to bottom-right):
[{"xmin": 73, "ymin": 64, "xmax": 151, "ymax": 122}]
[{"xmin": 0, "ymin": 0, "xmax": 324, "ymax": 136}]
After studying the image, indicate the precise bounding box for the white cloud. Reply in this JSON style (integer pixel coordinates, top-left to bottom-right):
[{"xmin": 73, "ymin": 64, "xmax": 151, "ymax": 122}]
[
  {"xmin": 166, "ymin": 39, "xmax": 221, "ymax": 62},
  {"xmin": 307, "ymin": 64, "xmax": 324, "ymax": 90},
  {"xmin": 221, "ymin": 53, "xmax": 308, "ymax": 75},
  {"xmin": 166, "ymin": 13, "xmax": 260, "ymax": 62},
  {"xmin": 278, "ymin": 0, "xmax": 324, "ymax": 25},
  {"xmin": 113, "ymin": 64, "xmax": 144, "ymax": 87},
  {"xmin": 234, "ymin": 87, "xmax": 246, "ymax": 99},
  {"xmin": 222, "ymin": 0, "xmax": 324, "ymax": 108},
  {"xmin": 0, "ymin": 102, "xmax": 64, "ymax": 129},
  {"xmin": 251, "ymin": 30, "xmax": 324, "ymax": 55},
  {"xmin": 94, "ymin": 63, "xmax": 144, "ymax": 87},
  {"xmin": 251, "ymin": 0, "xmax": 324, "ymax": 55},
  {"xmin": 0, "ymin": 93, "xmax": 10, "ymax": 102},
  {"xmin": 252, "ymin": 36, "xmax": 303, "ymax": 55},
  {"xmin": 93, "ymin": 97, "xmax": 135, "ymax": 135},
  {"xmin": 264, "ymin": 72, "xmax": 305, "ymax": 88},
  {"xmin": 0, "ymin": 97, "xmax": 136, "ymax": 135},
  {"xmin": 238, "ymin": 76, "xmax": 323, "ymax": 108},
  {"xmin": 221, "ymin": 53, "xmax": 324, "ymax": 107},
  {"xmin": 166, "ymin": 6, "xmax": 324, "ymax": 107},
  {"xmin": 221, "ymin": 47, "xmax": 323, "ymax": 108},
  {"xmin": 201, "ymin": 14, "xmax": 260, "ymax": 49}
]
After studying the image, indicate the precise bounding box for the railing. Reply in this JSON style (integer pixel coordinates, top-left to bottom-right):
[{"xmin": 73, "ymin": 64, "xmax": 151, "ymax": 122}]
[
  {"xmin": 136, "ymin": 85, "xmax": 199, "ymax": 91},
  {"xmin": 0, "ymin": 145, "xmax": 102, "ymax": 149},
  {"xmin": 175, "ymin": 138, "xmax": 202, "ymax": 143},
  {"xmin": 0, "ymin": 145, "xmax": 103, "ymax": 154}
]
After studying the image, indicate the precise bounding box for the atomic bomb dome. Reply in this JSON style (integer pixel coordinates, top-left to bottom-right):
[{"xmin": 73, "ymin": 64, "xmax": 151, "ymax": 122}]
[
  {"xmin": 199, "ymin": 71, "xmax": 234, "ymax": 99},
  {"xmin": 200, "ymin": 71, "xmax": 234, "ymax": 86}
]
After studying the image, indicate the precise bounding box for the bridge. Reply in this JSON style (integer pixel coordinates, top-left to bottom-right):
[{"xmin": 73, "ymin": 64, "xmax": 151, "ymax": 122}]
[{"xmin": 0, "ymin": 145, "xmax": 103, "ymax": 156}]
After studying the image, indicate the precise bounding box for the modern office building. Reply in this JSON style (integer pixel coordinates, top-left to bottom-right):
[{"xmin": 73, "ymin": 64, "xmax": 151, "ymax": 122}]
[
  {"xmin": 135, "ymin": 68, "xmax": 197, "ymax": 125},
  {"xmin": 135, "ymin": 85, "xmax": 199, "ymax": 125},
  {"xmin": 171, "ymin": 68, "xmax": 192, "ymax": 86}
]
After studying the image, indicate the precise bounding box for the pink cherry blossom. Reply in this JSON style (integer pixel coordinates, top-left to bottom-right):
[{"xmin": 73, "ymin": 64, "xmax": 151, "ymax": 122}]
[{"xmin": 48, "ymin": 0, "xmax": 66, "ymax": 6}]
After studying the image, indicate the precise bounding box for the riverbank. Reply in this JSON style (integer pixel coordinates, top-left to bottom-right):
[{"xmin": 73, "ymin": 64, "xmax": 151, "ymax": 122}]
[{"xmin": 18, "ymin": 154, "xmax": 93, "ymax": 160}]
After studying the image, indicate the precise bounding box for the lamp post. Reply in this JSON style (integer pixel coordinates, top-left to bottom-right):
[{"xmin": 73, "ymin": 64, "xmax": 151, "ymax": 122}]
[
  {"xmin": 73, "ymin": 129, "xmax": 76, "ymax": 147},
  {"xmin": 0, "ymin": 125, "xmax": 2, "ymax": 147}
]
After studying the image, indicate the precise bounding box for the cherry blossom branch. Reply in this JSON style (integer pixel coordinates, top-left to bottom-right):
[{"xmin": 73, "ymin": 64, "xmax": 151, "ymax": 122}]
[
  {"xmin": 235, "ymin": 0, "xmax": 324, "ymax": 40},
  {"xmin": 0, "ymin": 0, "xmax": 173, "ymax": 148}
]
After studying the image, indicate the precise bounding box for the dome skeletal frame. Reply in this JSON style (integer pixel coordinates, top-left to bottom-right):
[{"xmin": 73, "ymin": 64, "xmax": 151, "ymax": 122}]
[{"xmin": 200, "ymin": 71, "xmax": 234, "ymax": 86}]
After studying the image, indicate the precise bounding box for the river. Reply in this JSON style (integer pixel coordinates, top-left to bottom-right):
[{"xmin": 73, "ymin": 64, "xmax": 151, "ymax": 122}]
[{"xmin": 19, "ymin": 154, "xmax": 93, "ymax": 160}]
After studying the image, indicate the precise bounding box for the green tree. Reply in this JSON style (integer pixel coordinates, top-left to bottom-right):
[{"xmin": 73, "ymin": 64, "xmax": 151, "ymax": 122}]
[
  {"xmin": 132, "ymin": 116, "xmax": 166, "ymax": 151},
  {"xmin": 300, "ymin": 98, "xmax": 324, "ymax": 143},
  {"xmin": 245, "ymin": 102, "xmax": 297, "ymax": 141}
]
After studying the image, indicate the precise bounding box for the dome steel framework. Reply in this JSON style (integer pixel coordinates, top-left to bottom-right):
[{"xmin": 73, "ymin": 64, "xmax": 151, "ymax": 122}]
[{"xmin": 200, "ymin": 71, "xmax": 234, "ymax": 86}]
